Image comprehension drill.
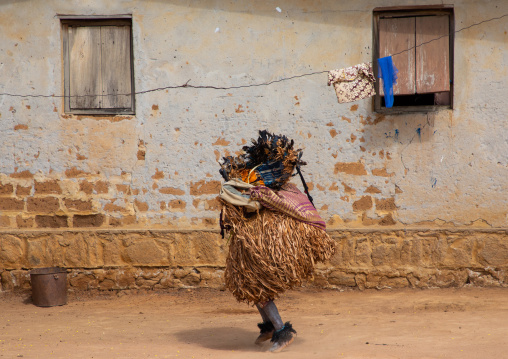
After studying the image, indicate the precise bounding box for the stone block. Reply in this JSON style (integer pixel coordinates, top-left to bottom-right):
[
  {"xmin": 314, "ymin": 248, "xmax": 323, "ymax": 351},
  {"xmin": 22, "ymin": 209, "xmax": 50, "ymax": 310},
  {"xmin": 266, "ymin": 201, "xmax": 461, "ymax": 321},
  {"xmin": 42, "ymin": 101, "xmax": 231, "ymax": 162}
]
[
  {"xmin": 0, "ymin": 198, "xmax": 25, "ymax": 211},
  {"xmin": 27, "ymin": 197, "xmax": 60, "ymax": 212},
  {"xmin": 137, "ymin": 268, "xmax": 163, "ymax": 280},
  {"xmin": 115, "ymin": 268, "xmax": 137, "ymax": 289},
  {"xmin": 79, "ymin": 180, "xmax": 94, "ymax": 195},
  {"xmin": 413, "ymin": 270, "xmax": 440, "ymax": 288},
  {"xmin": 198, "ymin": 267, "xmax": 213, "ymax": 281},
  {"xmin": 173, "ymin": 268, "xmax": 190, "ymax": 279},
  {"xmin": 379, "ymin": 214, "xmax": 396, "ymax": 226},
  {"xmin": 103, "ymin": 203, "xmax": 130, "ymax": 213},
  {"xmin": 0, "ymin": 215, "xmax": 11, "ymax": 227},
  {"xmin": 420, "ymin": 236, "xmax": 441, "ymax": 266},
  {"xmin": 16, "ymin": 215, "xmax": 34, "ymax": 228},
  {"xmin": 94, "ymin": 181, "xmax": 109, "ymax": 194},
  {"xmin": 1, "ymin": 271, "xmax": 13, "ymax": 291},
  {"xmin": 309, "ymin": 271, "xmax": 329, "ymax": 287},
  {"xmin": 329, "ymin": 235, "xmax": 354, "ymax": 267},
  {"xmin": 99, "ymin": 279, "xmax": 116, "ymax": 290},
  {"xmin": 0, "ymin": 235, "xmax": 25, "ymax": 268},
  {"xmin": 182, "ymin": 272, "xmax": 201, "ymax": 286},
  {"xmin": 172, "ymin": 234, "xmax": 196, "ymax": 266},
  {"xmin": 192, "ymin": 232, "xmax": 221, "ymax": 266},
  {"xmin": 103, "ymin": 238, "xmax": 125, "ymax": 266},
  {"xmin": 69, "ymin": 273, "xmax": 98, "ymax": 290},
  {"xmin": 16, "ymin": 186, "xmax": 32, "ymax": 197},
  {"xmin": 440, "ymin": 236, "xmax": 475, "ymax": 268},
  {"xmin": 201, "ymin": 270, "xmax": 225, "ymax": 289},
  {"xmin": 355, "ymin": 239, "xmax": 373, "ymax": 266},
  {"xmin": 34, "ymin": 180, "xmax": 62, "ymax": 195},
  {"xmin": 478, "ymin": 235, "xmax": 508, "ymax": 267},
  {"xmin": 61, "ymin": 234, "xmax": 86, "ymax": 267},
  {"xmin": 10, "ymin": 270, "xmax": 31, "ymax": 290},
  {"xmin": 157, "ymin": 271, "xmax": 174, "ymax": 289},
  {"xmin": 64, "ymin": 199, "xmax": 92, "ymax": 211},
  {"xmin": 0, "ymin": 183, "xmax": 14, "ymax": 195},
  {"xmin": 158, "ymin": 276, "xmax": 184, "ymax": 289},
  {"xmin": 372, "ymin": 242, "xmax": 399, "ymax": 267},
  {"xmin": 27, "ymin": 238, "xmax": 51, "ymax": 267},
  {"xmin": 134, "ymin": 199, "xmax": 149, "ymax": 212},
  {"xmin": 83, "ymin": 234, "xmax": 103, "ymax": 267},
  {"xmin": 124, "ymin": 239, "xmax": 168, "ymax": 266},
  {"xmin": 432, "ymin": 269, "xmax": 468, "ymax": 288},
  {"xmin": 400, "ymin": 239, "xmax": 423, "ymax": 266},
  {"xmin": 35, "ymin": 215, "xmax": 68, "ymax": 228},
  {"xmin": 467, "ymin": 270, "xmax": 502, "ymax": 287},
  {"xmin": 97, "ymin": 269, "xmax": 122, "ymax": 290},
  {"xmin": 57, "ymin": 232, "xmax": 102, "ymax": 268},
  {"xmin": 352, "ymin": 196, "xmax": 373, "ymax": 211},
  {"xmin": 92, "ymin": 269, "xmax": 107, "ymax": 282},
  {"xmin": 135, "ymin": 278, "xmax": 159, "ymax": 289},
  {"xmin": 135, "ymin": 273, "xmax": 159, "ymax": 289},
  {"xmin": 108, "ymin": 215, "xmax": 136, "ymax": 227},
  {"xmin": 73, "ymin": 214, "xmax": 105, "ymax": 228},
  {"xmin": 379, "ymin": 277, "xmax": 409, "ymax": 288},
  {"xmin": 328, "ymin": 271, "xmax": 357, "ymax": 287},
  {"xmin": 375, "ymin": 198, "xmax": 397, "ymax": 211},
  {"xmin": 47, "ymin": 233, "xmax": 65, "ymax": 265},
  {"xmin": 365, "ymin": 273, "xmax": 381, "ymax": 288}
]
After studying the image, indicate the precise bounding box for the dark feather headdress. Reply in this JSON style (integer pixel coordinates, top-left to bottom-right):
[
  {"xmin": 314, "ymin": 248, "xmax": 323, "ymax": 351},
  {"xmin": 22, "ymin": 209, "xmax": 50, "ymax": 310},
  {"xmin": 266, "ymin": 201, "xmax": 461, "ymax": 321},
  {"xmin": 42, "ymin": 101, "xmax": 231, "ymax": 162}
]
[{"xmin": 219, "ymin": 130, "xmax": 306, "ymax": 190}]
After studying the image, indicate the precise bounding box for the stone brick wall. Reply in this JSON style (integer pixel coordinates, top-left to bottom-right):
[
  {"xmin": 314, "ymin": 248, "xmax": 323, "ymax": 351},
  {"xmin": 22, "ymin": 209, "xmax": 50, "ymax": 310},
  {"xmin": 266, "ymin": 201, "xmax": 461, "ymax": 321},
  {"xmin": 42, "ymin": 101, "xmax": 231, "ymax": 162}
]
[
  {"xmin": 1, "ymin": 229, "xmax": 506, "ymax": 292},
  {"xmin": 0, "ymin": 172, "xmax": 220, "ymax": 230}
]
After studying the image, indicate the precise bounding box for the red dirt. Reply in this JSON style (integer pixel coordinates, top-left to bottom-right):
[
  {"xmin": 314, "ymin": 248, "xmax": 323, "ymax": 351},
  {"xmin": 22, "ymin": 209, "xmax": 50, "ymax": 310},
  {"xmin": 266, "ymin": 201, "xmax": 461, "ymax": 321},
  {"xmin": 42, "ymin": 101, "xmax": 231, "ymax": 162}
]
[{"xmin": 1, "ymin": 287, "xmax": 507, "ymax": 359}]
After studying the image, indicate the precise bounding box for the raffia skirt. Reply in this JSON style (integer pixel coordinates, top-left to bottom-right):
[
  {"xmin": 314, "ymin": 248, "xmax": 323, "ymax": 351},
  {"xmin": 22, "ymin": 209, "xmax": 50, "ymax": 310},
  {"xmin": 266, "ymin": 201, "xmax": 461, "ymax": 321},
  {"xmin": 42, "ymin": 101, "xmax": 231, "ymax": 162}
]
[{"xmin": 221, "ymin": 201, "xmax": 336, "ymax": 304}]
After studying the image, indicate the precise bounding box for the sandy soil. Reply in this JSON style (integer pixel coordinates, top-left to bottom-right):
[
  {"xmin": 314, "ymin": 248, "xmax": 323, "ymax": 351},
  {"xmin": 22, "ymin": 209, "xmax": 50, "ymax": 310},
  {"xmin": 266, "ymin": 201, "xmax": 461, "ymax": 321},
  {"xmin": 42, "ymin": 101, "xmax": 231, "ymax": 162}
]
[{"xmin": 1, "ymin": 287, "xmax": 507, "ymax": 359}]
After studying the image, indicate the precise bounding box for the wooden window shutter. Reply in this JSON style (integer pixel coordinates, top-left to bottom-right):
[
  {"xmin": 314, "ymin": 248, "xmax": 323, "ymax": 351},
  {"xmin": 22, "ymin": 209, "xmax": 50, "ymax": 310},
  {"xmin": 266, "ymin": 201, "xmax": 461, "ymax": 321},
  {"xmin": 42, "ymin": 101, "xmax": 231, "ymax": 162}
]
[
  {"xmin": 379, "ymin": 17, "xmax": 415, "ymax": 95},
  {"xmin": 67, "ymin": 24, "xmax": 132, "ymax": 112},
  {"xmin": 416, "ymin": 16, "xmax": 450, "ymax": 93},
  {"xmin": 101, "ymin": 26, "xmax": 132, "ymax": 109},
  {"xmin": 69, "ymin": 26, "xmax": 102, "ymax": 109}
]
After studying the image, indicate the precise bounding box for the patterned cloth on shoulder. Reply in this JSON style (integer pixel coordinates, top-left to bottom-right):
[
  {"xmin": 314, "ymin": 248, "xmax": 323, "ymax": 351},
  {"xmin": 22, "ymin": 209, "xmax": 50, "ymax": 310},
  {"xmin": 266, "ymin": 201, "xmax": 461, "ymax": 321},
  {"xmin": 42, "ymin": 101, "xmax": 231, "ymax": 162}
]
[{"xmin": 250, "ymin": 183, "xmax": 326, "ymax": 230}]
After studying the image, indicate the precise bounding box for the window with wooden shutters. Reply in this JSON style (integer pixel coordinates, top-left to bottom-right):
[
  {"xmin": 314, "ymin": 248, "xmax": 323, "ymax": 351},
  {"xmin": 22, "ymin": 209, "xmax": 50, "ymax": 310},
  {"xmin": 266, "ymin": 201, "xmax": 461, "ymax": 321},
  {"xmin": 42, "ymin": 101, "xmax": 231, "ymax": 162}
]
[
  {"xmin": 62, "ymin": 18, "xmax": 135, "ymax": 114},
  {"xmin": 373, "ymin": 6, "xmax": 454, "ymax": 112}
]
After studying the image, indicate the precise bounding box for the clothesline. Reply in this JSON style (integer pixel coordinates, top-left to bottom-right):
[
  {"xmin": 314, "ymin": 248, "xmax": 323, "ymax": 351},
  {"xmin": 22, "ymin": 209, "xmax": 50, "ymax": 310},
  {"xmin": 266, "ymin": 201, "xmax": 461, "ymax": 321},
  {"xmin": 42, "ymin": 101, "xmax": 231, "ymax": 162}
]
[{"xmin": 0, "ymin": 12, "xmax": 506, "ymax": 100}]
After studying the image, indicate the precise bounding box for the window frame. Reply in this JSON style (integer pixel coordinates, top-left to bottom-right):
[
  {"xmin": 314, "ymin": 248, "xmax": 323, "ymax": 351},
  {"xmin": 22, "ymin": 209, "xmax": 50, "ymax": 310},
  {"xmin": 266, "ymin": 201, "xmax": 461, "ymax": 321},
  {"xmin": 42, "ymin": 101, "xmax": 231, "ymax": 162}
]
[
  {"xmin": 372, "ymin": 6, "xmax": 454, "ymax": 113},
  {"xmin": 61, "ymin": 15, "xmax": 135, "ymax": 115}
]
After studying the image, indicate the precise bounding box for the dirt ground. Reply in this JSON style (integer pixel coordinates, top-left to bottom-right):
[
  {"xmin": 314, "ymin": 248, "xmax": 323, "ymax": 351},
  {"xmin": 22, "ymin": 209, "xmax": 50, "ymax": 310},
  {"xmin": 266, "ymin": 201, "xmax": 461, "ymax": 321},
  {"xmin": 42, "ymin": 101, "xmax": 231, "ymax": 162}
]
[{"xmin": 1, "ymin": 287, "xmax": 507, "ymax": 359}]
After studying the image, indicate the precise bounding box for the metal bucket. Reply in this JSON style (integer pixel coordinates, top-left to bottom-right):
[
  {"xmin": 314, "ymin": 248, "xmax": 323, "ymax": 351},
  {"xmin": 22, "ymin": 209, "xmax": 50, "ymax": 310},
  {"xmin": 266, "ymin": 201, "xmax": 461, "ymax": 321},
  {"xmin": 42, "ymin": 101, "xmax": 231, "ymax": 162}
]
[{"xmin": 30, "ymin": 267, "xmax": 68, "ymax": 307}]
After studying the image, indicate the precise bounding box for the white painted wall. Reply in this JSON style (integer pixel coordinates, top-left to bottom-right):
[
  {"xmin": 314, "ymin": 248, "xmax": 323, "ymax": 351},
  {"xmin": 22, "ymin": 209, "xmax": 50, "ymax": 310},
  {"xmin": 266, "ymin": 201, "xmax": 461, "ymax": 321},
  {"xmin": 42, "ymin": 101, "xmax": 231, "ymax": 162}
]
[{"xmin": 0, "ymin": 0, "xmax": 507, "ymax": 229}]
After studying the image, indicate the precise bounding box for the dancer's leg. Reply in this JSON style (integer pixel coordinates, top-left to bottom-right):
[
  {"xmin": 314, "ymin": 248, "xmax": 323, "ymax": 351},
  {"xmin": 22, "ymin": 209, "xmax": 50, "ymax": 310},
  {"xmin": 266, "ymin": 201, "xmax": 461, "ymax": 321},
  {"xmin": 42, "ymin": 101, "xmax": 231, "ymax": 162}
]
[
  {"xmin": 260, "ymin": 300, "xmax": 296, "ymax": 353},
  {"xmin": 254, "ymin": 302, "xmax": 275, "ymax": 344},
  {"xmin": 261, "ymin": 300, "xmax": 283, "ymax": 330},
  {"xmin": 255, "ymin": 303, "xmax": 270, "ymax": 323}
]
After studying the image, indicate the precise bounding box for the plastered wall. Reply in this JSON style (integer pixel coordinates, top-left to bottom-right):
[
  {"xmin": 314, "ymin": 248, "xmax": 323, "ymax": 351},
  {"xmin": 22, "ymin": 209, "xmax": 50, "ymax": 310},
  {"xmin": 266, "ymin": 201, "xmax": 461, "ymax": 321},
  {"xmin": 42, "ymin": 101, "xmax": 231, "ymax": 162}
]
[{"xmin": 1, "ymin": 0, "xmax": 507, "ymax": 290}]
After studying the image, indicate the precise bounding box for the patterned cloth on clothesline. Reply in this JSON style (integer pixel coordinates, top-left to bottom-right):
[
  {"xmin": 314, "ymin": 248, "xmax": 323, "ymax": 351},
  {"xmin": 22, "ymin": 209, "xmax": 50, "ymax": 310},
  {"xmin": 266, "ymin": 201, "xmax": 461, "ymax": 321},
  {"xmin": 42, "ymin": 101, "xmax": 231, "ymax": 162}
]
[
  {"xmin": 328, "ymin": 62, "xmax": 376, "ymax": 104},
  {"xmin": 250, "ymin": 183, "xmax": 326, "ymax": 230}
]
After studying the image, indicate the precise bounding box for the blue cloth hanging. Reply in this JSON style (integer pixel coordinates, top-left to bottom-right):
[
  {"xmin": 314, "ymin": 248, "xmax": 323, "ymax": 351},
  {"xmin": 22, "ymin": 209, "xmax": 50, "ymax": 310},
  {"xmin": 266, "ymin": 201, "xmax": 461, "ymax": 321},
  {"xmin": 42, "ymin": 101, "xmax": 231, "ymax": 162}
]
[{"xmin": 378, "ymin": 56, "xmax": 398, "ymax": 108}]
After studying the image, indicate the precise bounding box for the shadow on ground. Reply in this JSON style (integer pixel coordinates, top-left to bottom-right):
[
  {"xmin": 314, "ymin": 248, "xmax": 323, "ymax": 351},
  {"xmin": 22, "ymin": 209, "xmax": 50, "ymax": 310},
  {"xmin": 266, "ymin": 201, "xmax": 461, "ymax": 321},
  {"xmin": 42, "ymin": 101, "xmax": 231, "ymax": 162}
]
[{"xmin": 175, "ymin": 326, "xmax": 264, "ymax": 352}]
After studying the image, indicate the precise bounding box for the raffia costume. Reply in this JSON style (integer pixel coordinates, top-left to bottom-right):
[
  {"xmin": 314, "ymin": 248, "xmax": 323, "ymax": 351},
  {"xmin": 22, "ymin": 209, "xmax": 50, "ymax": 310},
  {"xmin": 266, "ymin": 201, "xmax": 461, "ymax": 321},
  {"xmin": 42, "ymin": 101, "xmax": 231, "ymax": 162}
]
[{"xmin": 218, "ymin": 131, "xmax": 336, "ymax": 304}]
